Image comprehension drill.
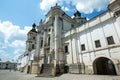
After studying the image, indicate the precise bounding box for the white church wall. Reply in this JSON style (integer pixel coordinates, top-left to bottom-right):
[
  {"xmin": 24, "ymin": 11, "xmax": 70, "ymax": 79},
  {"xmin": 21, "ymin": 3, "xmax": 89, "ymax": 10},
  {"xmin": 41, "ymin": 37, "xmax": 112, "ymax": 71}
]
[
  {"xmin": 86, "ymin": 30, "xmax": 94, "ymax": 51},
  {"xmin": 19, "ymin": 55, "xmax": 29, "ymax": 68},
  {"xmin": 89, "ymin": 52, "xmax": 95, "ymax": 61},
  {"xmin": 65, "ymin": 14, "xmax": 120, "ymax": 67},
  {"xmin": 78, "ymin": 25, "xmax": 85, "ymax": 32},
  {"xmin": 89, "ymin": 17, "xmax": 100, "ymax": 27},
  {"xmin": 64, "ymin": 11, "xmax": 120, "ymax": 72},
  {"xmin": 71, "ymin": 38, "xmax": 77, "ymax": 63},
  {"xmin": 76, "ymin": 37, "xmax": 81, "ymax": 54},
  {"xmin": 63, "ymin": 19, "xmax": 71, "ymax": 31},
  {"xmin": 64, "ymin": 11, "xmax": 120, "ymax": 66},
  {"xmin": 66, "ymin": 40, "xmax": 73, "ymax": 64},
  {"xmin": 79, "ymin": 54, "xmax": 82, "ymax": 63},
  {"xmin": 66, "ymin": 53, "xmax": 72, "ymax": 64},
  {"xmin": 110, "ymin": 47, "xmax": 120, "ymax": 59},
  {"xmin": 64, "ymin": 31, "xmax": 69, "ymax": 38},
  {"xmin": 90, "ymin": 25, "xmax": 107, "ymax": 49},
  {"xmin": 114, "ymin": 17, "xmax": 120, "ymax": 41},
  {"xmin": 82, "ymin": 53, "xmax": 91, "ymax": 65},
  {"xmin": 100, "ymin": 12, "xmax": 111, "ymax": 22},
  {"xmin": 79, "ymin": 32, "xmax": 89, "ymax": 51},
  {"xmin": 103, "ymin": 19, "xmax": 120, "ymax": 44},
  {"xmin": 94, "ymin": 49, "xmax": 110, "ymax": 58}
]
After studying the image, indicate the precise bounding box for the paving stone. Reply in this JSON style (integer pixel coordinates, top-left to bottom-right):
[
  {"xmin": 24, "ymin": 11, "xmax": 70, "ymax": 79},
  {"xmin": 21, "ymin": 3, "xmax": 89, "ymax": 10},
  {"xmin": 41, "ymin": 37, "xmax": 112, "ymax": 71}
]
[{"xmin": 0, "ymin": 70, "xmax": 120, "ymax": 80}]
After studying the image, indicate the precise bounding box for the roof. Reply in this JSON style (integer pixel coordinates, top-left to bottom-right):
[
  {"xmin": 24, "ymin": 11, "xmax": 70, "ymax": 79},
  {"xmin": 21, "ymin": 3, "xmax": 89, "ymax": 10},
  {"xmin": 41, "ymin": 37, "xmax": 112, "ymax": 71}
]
[{"xmin": 5, "ymin": 61, "xmax": 11, "ymax": 63}]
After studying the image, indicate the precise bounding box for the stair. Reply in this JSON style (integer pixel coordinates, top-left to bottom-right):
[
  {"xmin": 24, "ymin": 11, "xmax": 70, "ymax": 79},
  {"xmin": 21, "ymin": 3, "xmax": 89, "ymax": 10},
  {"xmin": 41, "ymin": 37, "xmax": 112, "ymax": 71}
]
[{"xmin": 38, "ymin": 64, "xmax": 54, "ymax": 77}]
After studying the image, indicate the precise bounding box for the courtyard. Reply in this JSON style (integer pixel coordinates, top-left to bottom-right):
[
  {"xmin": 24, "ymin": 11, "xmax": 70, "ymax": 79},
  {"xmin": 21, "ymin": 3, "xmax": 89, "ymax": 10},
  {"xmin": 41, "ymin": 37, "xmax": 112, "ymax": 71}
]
[{"xmin": 0, "ymin": 70, "xmax": 120, "ymax": 80}]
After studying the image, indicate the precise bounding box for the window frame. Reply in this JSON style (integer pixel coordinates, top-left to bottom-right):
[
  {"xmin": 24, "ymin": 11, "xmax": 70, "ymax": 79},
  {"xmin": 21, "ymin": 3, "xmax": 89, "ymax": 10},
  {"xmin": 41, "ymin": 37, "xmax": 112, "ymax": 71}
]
[
  {"xmin": 32, "ymin": 44, "xmax": 34, "ymax": 49},
  {"xmin": 64, "ymin": 43, "xmax": 69, "ymax": 53},
  {"xmin": 106, "ymin": 36, "xmax": 115, "ymax": 45},
  {"xmin": 65, "ymin": 45, "xmax": 68, "ymax": 53},
  {"xmin": 81, "ymin": 44, "xmax": 86, "ymax": 51},
  {"xmin": 95, "ymin": 40, "xmax": 101, "ymax": 48}
]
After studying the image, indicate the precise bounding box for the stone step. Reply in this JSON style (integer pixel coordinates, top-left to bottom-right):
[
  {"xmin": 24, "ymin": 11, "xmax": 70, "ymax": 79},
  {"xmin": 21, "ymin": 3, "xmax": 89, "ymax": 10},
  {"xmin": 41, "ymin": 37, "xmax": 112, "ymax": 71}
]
[{"xmin": 38, "ymin": 64, "xmax": 54, "ymax": 77}]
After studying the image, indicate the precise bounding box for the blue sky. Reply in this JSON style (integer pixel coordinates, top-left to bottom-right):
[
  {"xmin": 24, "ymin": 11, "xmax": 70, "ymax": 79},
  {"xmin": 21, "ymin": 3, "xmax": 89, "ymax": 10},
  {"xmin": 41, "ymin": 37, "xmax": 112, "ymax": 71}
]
[
  {"xmin": 0, "ymin": 0, "xmax": 109, "ymax": 62},
  {"xmin": 0, "ymin": 0, "xmax": 42, "ymax": 28}
]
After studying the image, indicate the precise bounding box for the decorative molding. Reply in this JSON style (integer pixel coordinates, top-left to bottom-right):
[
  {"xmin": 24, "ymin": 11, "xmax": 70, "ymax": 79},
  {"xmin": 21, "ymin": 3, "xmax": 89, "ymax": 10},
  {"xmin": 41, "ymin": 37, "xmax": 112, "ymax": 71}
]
[{"xmin": 114, "ymin": 10, "xmax": 120, "ymax": 17}]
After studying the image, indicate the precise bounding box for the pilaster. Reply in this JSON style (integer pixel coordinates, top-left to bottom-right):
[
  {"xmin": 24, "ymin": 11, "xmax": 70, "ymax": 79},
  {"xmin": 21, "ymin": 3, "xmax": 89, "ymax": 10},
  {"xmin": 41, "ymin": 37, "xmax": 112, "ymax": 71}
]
[
  {"xmin": 54, "ymin": 14, "xmax": 65, "ymax": 74},
  {"xmin": 54, "ymin": 15, "xmax": 59, "ymax": 61}
]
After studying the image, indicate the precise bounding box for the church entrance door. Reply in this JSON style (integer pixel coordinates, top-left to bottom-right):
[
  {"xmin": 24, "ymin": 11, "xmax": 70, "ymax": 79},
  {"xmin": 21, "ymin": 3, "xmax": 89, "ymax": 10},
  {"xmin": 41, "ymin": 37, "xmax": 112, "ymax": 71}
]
[{"xmin": 93, "ymin": 57, "xmax": 116, "ymax": 75}]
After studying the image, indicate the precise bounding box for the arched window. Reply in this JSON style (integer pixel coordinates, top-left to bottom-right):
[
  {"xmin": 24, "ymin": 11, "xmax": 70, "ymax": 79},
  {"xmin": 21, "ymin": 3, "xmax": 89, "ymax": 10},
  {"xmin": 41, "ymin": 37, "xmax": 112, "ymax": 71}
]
[{"xmin": 65, "ymin": 45, "xmax": 68, "ymax": 53}]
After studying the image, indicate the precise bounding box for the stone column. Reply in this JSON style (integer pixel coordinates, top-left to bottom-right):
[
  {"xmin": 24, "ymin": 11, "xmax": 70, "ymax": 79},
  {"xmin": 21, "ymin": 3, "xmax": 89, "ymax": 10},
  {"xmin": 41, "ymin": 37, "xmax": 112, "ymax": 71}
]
[
  {"xmin": 54, "ymin": 15, "xmax": 59, "ymax": 61},
  {"xmin": 53, "ymin": 14, "xmax": 59, "ymax": 75},
  {"xmin": 43, "ymin": 29, "xmax": 47, "ymax": 64},
  {"xmin": 36, "ymin": 32, "xmax": 41, "ymax": 60},
  {"xmin": 54, "ymin": 15, "xmax": 64, "ymax": 74},
  {"xmin": 43, "ymin": 29, "xmax": 47, "ymax": 47},
  {"xmin": 35, "ymin": 32, "xmax": 42, "ymax": 74},
  {"xmin": 50, "ymin": 27, "xmax": 54, "ymax": 51}
]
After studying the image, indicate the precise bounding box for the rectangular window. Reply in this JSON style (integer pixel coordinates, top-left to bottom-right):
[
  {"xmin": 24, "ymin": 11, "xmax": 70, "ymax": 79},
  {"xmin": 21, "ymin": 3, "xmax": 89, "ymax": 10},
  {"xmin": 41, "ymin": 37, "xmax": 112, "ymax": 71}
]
[
  {"xmin": 65, "ymin": 45, "xmax": 68, "ymax": 53},
  {"xmin": 71, "ymin": 24, "xmax": 74, "ymax": 28},
  {"xmin": 41, "ymin": 40, "xmax": 43, "ymax": 47},
  {"xmin": 81, "ymin": 44, "xmax": 85, "ymax": 51},
  {"xmin": 32, "ymin": 44, "xmax": 34, "ymax": 49},
  {"xmin": 48, "ymin": 37, "xmax": 50, "ymax": 46},
  {"xmin": 95, "ymin": 40, "xmax": 101, "ymax": 48},
  {"xmin": 107, "ymin": 36, "xmax": 115, "ymax": 45}
]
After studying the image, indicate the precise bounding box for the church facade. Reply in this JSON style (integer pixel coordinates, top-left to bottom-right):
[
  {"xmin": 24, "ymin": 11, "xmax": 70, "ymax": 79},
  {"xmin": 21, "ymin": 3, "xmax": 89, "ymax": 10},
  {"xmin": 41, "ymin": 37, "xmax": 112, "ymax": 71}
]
[{"xmin": 18, "ymin": 0, "xmax": 120, "ymax": 76}]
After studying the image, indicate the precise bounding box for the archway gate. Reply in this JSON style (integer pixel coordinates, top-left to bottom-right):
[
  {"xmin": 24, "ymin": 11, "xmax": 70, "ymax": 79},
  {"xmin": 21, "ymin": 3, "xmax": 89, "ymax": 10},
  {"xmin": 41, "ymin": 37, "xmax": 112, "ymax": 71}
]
[{"xmin": 93, "ymin": 57, "xmax": 116, "ymax": 75}]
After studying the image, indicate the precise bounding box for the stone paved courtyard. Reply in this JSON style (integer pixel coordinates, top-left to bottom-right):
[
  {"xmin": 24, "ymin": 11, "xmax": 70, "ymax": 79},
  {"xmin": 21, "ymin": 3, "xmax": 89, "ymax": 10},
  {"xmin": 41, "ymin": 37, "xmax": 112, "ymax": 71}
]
[{"xmin": 0, "ymin": 70, "xmax": 120, "ymax": 80}]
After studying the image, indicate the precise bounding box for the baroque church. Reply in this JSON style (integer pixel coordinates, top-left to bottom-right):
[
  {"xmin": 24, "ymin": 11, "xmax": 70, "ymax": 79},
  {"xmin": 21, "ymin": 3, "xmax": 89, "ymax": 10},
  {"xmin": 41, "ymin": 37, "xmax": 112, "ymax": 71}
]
[{"xmin": 17, "ymin": 0, "xmax": 120, "ymax": 76}]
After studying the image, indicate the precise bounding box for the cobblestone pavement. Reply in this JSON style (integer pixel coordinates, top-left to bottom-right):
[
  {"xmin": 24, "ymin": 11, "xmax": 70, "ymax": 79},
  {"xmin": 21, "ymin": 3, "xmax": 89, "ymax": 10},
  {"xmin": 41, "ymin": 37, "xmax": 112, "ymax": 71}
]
[{"xmin": 0, "ymin": 70, "xmax": 120, "ymax": 80}]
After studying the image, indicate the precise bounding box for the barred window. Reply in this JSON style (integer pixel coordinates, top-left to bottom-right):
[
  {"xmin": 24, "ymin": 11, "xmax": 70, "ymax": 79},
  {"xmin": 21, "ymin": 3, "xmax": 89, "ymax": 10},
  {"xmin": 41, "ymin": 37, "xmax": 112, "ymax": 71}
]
[
  {"xmin": 95, "ymin": 40, "xmax": 101, "ymax": 48},
  {"xmin": 106, "ymin": 36, "xmax": 115, "ymax": 45},
  {"xmin": 81, "ymin": 44, "xmax": 85, "ymax": 51}
]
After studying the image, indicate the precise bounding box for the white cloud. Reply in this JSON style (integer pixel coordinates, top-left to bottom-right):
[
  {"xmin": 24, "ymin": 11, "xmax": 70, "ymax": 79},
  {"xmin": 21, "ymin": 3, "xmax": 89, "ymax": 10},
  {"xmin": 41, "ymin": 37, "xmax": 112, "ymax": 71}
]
[
  {"xmin": 0, "ymin": 50, "xmax": 10, "ymax": 61},
  {"xmin": 13, "ymin": 49, "xmax": 24, "ymax": 61},
  {"xmin": 39, "ymin": 0, "xmax": 109, "ymax": 14},
  {"xmin": 0, "ymin": 21, "xmax": 31, "ymax": 48},
  {"xmin": 75, "ymin": 0, "xmax": 109, "ymax": 14},
  {"xmin": 11, "ymin": 40, "xmax": 26, "ymax": 48},
  {"xmin": 0, "ymin": 31, "xmax": 5, "ymax": 47},
  {"xmin": 71, "ymin": 15, "xmax": 75, "ymax": 19},
  {"xmin": 40, "ymin": 0, "xmax": 57, "ymax": 11},
  {"xmin": 0, "ymin": 20, "xmax": 31, "ymax": 61},
  {"xmin": 62, "ymin": 6, "xmax": 70, "ymax": 11}
]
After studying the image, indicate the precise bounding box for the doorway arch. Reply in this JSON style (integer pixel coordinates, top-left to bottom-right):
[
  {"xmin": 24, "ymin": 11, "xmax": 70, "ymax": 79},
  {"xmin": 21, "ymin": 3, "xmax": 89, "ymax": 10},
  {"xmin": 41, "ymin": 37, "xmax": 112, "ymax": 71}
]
[{"xmin": 93, "ymin": 57, "xmax": 116, "ymax": 75}]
